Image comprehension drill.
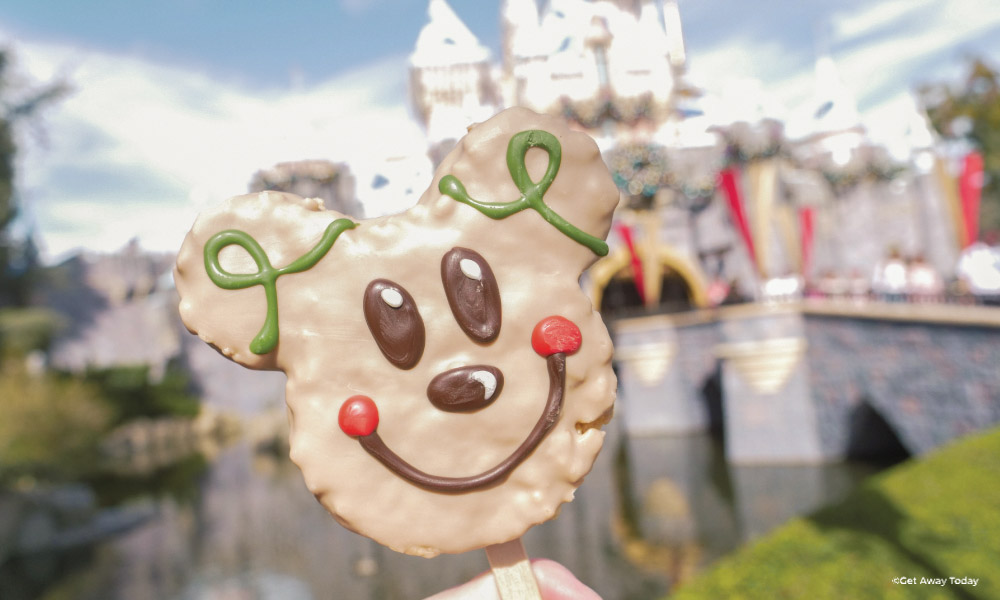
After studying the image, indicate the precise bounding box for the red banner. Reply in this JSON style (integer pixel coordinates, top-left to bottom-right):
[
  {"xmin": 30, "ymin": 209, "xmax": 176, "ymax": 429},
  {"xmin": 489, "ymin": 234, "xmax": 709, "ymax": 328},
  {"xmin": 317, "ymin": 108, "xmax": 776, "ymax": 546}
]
[
  {"xmin": 800, "ymin": 206, "xmax": 814, "ymax": 279},
  {"xmin": 718, "ymin": 167, "xmax": 757, "ymax": 268},
  {"xmin": 615, "ymin": 222, "xmax": 646, "ymax": 304},
  {"xmin": 959, "ymin": 151, "xmax": 984, "ymax": 247}
]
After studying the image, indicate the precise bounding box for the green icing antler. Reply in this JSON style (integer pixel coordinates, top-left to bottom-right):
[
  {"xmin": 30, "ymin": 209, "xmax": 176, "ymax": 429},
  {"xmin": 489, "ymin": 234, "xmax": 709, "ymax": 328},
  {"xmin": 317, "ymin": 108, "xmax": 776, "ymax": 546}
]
[
  {"xmin": 438, "ymin": 129, "xmax": 609, "ymax": 257},
  {"xmin": 204, "ymin": 217, "xmax": 357, "ymax": 355}
]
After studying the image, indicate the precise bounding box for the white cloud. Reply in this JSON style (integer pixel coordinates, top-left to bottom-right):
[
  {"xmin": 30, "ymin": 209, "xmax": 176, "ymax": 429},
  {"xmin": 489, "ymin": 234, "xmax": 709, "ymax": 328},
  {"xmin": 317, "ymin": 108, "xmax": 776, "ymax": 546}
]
[
  {"xmin": 685, "ymin": 36, "xmax": 817, "ymax": 126},
  {"xmin": 685, "ymin": 0, "xmax": 1000, "ymax": 150},
  {"xmin": 6, "ymin": 31, "xmax": 427, "ymax": 261},
  {"xmin": 829, "ymin": 0, "xmax": 935, "ymax": 41},
  {"xmin": 36, "ymin": 198, "xmax": 201, "ymax": 259},
  {"xmin": 830, "ymin": 0, "xmax": 1000, "ymax": 93},
  {"xmin": 830, "ymin": 0, "xmax": 1000, "ymax": 145}
]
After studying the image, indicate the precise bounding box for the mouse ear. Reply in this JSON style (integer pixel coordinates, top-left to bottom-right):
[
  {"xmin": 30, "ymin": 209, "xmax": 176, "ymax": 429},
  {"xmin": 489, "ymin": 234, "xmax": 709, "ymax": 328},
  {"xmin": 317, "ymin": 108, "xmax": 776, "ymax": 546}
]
[
  {"xmin": 422, "ymin": 107, "xmax": 621, "ymax": 272},
  {"xmin": 175, "ymin": 191, "xmax": 356, "ymax": 370}
]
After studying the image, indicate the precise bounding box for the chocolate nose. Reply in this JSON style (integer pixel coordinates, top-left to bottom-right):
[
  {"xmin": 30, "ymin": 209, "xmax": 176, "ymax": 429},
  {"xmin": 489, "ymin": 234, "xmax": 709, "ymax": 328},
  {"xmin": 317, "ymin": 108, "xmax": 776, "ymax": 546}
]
[{"xmin": 427, "ymin": 365, "xmax": 504, "ymax": 412}]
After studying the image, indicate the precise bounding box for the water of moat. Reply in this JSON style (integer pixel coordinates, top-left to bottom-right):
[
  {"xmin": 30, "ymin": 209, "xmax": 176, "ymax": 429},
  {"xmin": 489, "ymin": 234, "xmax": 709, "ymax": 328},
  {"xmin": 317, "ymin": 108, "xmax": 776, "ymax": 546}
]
[{"xmin": 1, "ymin": 414, "xmax": 888, "ymax": 600}]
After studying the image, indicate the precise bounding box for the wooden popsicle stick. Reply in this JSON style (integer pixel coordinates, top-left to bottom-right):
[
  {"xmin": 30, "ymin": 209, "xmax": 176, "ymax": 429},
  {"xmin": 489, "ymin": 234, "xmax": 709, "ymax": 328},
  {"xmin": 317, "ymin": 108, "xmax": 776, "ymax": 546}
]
[{"xmin": 485, "ymin": 537, "xmax": 542, "ymax": 600}]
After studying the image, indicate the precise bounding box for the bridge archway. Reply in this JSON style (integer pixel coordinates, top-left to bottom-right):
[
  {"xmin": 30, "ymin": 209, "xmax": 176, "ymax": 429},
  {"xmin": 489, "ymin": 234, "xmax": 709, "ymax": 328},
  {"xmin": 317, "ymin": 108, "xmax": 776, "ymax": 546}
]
[
  {"xmin": 846, "ymin": 398, "xmax": 910, "ymax": 463},
  {"xmin": 589, "ymin": 244, "xmax": 710, "ymax": 314}
]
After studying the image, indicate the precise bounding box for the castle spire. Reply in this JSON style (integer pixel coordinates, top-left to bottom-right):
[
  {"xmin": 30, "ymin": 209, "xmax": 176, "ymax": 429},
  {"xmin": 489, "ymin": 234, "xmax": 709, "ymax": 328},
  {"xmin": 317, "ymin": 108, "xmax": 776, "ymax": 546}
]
[
  {"xmin": 411, "ymin": 0, "xmax": 490, "ymax": 68},
  {"xmin": 409, "ymin": 0, "xmax": 499, "ymax": 143},
  {"xmin": 662, "ymin": 0, "xmax": 687, "ymax": 69},
  {"xmin": 501, "ymin": 0, "xmax": 542, "ymax": 74}
]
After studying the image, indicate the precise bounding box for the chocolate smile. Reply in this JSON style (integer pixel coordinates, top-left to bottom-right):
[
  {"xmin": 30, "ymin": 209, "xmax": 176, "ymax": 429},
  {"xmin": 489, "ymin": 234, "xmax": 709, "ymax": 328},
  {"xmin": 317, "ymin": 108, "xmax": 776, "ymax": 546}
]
[{"xmin": 356, "ymin": 352, "xmax": 566, "ymax": 494}]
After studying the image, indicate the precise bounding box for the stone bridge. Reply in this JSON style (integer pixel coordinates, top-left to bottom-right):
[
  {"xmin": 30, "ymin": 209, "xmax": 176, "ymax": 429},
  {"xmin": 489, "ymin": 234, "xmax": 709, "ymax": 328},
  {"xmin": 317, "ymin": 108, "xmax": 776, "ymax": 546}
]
[{"xmin": 612, "ymin": 300, "xmax": 1000, "ymax": 464}]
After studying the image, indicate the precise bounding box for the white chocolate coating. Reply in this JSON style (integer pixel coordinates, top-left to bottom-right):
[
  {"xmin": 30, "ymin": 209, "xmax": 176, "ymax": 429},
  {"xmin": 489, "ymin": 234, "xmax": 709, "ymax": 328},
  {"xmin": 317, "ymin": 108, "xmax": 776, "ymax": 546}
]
[{"xmin": 174, "ymin": 107, "xmax": 620, "ymax": 556}]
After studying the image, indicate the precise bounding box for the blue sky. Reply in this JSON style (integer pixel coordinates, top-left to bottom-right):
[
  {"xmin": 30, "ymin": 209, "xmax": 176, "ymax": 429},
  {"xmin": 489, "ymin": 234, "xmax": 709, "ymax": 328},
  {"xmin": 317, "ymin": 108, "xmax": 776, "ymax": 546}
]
[
  {"xmin": 1, "ymin": 0, "xmax": 499, "ymax": 88},
  {"xmin": 2, "ymin": 0, "xmax": 999, "ymax": 261}
]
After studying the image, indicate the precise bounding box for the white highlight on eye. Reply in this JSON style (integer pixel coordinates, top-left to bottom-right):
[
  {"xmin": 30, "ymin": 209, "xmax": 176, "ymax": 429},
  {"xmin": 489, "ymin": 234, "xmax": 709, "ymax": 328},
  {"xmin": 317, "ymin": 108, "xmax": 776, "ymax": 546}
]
[
  {"xmin": 380, "ymin": 288, "xmax": 404, "ymax": 308},
  {"xmin": 459, "ymin": 258, "xmax": 482, "ymax": 280},
  {"xmin": 471, "ymin": 370, "xmax": 497, "ymax": 400}
]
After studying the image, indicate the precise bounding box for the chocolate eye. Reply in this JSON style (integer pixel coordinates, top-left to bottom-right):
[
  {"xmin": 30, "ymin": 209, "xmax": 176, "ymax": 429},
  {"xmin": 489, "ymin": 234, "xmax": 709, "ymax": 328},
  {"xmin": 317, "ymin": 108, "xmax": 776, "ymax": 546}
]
[
  {"xmin": 363, "ymin": 279, "xmax": 425, "ymax": 369},
  {"xmin": 441, "ymin": 247, "xmax": 501, "ymax": 343}
]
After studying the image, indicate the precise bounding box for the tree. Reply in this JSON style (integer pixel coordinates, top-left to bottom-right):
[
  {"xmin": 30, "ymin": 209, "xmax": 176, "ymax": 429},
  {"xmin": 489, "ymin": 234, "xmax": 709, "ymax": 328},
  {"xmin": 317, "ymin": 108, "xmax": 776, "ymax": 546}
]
[
  {"xmin": 919, "ymin": 57, "xmax": 1000, "ymax": 238},
  {"xmin": 0, "ymin": 48, "xmax": 67, "ymax": 306}
]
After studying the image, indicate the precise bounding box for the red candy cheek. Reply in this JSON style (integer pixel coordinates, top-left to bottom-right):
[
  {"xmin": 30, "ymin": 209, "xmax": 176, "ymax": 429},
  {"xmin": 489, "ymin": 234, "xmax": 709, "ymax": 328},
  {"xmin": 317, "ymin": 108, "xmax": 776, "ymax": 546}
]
[
  {"xmin": 338, "ymin": 395, "xmax": 379, "ymax": 437},
  {"xmin": 531, "ymin": 316, "xmax": 582, "ymax": 356}
]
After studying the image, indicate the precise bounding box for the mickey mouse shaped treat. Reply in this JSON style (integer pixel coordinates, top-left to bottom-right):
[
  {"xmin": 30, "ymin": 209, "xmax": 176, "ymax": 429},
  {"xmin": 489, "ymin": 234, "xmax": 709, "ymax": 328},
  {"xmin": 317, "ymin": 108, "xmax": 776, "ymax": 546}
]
[{"xmin": 175, "ymin": 107, "xmax": 620, "ymax": 557}]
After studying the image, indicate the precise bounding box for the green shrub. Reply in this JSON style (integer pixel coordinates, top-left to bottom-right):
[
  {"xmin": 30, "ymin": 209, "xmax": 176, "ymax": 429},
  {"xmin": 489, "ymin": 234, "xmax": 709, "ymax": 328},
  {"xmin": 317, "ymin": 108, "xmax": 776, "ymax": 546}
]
[
  {"xmin": 0, "ymin": 360, "xmax": 203, "ymax": 483},
  {"xmin": 673, "ymin": 428, "xmax": 1000, "ymax": 599},
  {"xmin": 0, "ymin": 307, "xmax": 64, "ymax": 357},
  {"xmin": 0, "ymin": 367, "xmax": 111, "ymax": 482},
  {"xmin": 84, "ymin": 451, "xmax": 208, "ymax": 507},
  {"xmin": 82, "ymin": 362, "xmax": 199, "ymax": 424}
]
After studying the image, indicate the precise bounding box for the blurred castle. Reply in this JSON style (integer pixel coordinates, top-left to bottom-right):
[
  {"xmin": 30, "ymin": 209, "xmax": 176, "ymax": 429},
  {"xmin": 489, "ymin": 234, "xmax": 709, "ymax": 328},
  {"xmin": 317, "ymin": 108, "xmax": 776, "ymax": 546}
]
[
  {"xmin": 37, "ymin": 239, "xmax": 287, "ymax": 413},
  {"xmin": 411, "ymin": 0, "xmax": 688, "ymax": 147},
  {"xmin": 408, "ymin": 0, "xmax": 965, "ymax": 315}
]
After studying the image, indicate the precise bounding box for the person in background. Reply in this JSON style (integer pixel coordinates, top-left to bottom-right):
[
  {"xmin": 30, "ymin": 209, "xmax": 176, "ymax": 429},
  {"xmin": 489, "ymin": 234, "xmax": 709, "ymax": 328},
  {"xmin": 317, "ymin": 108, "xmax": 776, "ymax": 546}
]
[
  {"xmin": 848, "ymin": 268, "xmax": 870, "ymax": 304},
  {"xmin": 871, "ymin": 247, "xmax": 908, "ymax": 302},
  {"xmin": 906, "ymin": 255, "xmax": 944, "ymax": 303},
  {"xmin": 956, "ymin": 241, "xmax": 1000, "ymax": 306}
]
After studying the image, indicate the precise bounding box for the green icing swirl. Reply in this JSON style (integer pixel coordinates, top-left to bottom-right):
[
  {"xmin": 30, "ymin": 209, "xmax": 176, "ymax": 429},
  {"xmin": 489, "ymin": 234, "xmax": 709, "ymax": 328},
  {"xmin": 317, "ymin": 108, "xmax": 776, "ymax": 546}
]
[
  {"xmin": 204, "ymin": 218, "xmax": 357, "ymax": 355},
  {"xmin": 438, "ymin": 129, "xmax": 609, "ymax": 257}
]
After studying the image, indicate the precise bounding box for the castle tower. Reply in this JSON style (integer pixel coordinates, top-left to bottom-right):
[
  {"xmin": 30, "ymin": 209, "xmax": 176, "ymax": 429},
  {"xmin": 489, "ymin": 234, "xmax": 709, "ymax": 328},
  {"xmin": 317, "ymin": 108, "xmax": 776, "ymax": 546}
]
[
  {"xmin": 788, "ymin": 53, "xmax": 865, "ymax": 166},
  {"xmin": 662, "ymin": 1, "xmax": 687, "ymax": 72},
  {"xmin": 501, "ymin": 0, "xmax": 541, "ymax": 76},
  {"xmin": 409, "ymin": 0, "xmax": 500, "ymax": 144},
  {"xmin": 500, "ymin": 0, "xmax": 681, "ymax": 141}
]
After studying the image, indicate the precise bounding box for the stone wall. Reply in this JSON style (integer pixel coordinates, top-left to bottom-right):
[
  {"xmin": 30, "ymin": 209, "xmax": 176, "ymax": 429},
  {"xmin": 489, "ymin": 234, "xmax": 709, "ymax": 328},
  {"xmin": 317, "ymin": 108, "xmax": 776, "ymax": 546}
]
[
  {"xmin": 613, "ymin": 302, "xmax": 1000, "ymax": 464},
  {"xmin": 715, "ymin": 307, "xmax": 824, "ymax": 463},
  {"xmin": 613, "ymin": 314, "xmax": 720, "ymax": 435},
  {"xmin": 804, "ymin": 308, "xmax": 1000, "ymax": 457}
]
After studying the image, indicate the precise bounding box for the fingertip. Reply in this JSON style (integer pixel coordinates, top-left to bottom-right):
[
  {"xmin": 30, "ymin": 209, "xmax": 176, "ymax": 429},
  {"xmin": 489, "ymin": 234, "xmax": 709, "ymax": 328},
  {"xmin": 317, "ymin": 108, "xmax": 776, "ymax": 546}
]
[{"xmin": 531, "ymin": 559, "xmax": 602, "ymax": 600}]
